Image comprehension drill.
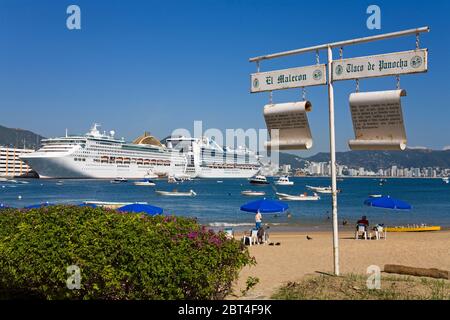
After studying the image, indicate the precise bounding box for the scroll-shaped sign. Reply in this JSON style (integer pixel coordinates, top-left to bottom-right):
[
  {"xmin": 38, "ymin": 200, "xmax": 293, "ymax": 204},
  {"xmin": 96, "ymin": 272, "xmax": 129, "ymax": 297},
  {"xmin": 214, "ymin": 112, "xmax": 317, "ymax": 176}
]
[
  {"xmin": 332, "ymin": 49, "xmax": 428, "ymax": 81},
  {"xmin": 264, "ymin": 101, "xmax": 313, "ymax": 150},
  {"xmin": 251, "ymin": 64, "xmax": 327, "ymax": 93},
  {"xmin": 348, "ymin": 89, "xmax": 407, "ymax": 151}
]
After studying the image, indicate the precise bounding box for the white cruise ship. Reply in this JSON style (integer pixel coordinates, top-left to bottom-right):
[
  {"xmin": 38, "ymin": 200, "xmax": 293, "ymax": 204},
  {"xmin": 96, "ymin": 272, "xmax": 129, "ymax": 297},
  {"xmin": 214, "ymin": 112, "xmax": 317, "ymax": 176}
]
[
  {"xmin": 20, "ymin": 124, "xmax": 188, "ymax": 179},
  {"xmin": 165, "ymin": 136, "xmax": 260, "ymax": 179}
]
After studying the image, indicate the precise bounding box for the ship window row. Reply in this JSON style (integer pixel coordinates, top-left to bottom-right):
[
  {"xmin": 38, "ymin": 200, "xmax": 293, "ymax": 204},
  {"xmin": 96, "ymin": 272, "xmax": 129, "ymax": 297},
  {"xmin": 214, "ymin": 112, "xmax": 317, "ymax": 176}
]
[
  {"xmin": 201, "ymin": 162, "xmax": 258, "ymax": 170},
  {"xmin": 96, "ymin": 156, "xmax": 172, "ymax": 166},
  {"xmin": 74, "ymin": 158, "xmax": 86, "ymax": 162}
]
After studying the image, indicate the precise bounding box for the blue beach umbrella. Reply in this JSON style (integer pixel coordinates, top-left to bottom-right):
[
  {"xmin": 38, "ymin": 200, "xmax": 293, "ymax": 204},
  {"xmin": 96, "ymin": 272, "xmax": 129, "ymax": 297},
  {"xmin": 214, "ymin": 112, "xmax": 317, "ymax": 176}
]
[
  {"xmin": 25, "ymin": 202, "xmax": 55, "ymax": 209},
  {"xmin": 364, "ymin": 196, "xmax": 412, "ymax": 210},
  {"xmin": 117, "ymin": 203, "xmax": 163, "ymax": 216},
  {"xmin": 240, "ymin": 199, "xmax": 289, "ymax": 214}
]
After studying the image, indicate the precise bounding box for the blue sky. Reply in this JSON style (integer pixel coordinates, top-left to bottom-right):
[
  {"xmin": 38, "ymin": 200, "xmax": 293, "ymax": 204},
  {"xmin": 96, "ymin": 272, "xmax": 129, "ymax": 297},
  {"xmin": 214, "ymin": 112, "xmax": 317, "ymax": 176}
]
[{"xmin": 0, "ymin": 0, "xmax": 449, "ymax": 153}]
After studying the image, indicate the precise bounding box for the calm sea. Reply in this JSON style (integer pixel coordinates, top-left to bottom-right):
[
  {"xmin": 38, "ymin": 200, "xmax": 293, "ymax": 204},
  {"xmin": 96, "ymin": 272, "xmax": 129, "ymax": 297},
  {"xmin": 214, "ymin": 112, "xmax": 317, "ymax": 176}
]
[{"xmin": 1, "ymin": 177, "xmax": 449, "ymax": 231}]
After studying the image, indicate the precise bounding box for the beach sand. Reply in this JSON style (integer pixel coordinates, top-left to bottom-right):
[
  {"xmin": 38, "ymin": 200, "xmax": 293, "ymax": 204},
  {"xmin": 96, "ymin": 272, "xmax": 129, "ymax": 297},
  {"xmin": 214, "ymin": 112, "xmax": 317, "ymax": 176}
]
[{"xmin": 232, "ymin": 230, "xmax": 450, "ymax": 299}]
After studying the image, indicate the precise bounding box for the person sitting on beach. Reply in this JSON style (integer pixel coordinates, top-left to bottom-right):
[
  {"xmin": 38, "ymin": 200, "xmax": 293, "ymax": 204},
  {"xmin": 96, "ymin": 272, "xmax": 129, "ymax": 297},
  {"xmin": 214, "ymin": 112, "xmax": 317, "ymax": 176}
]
[
  {"xmin": 255, "ymin": 211, "xmax": 262, "ymax": 230},
  {"xmin": 357, "ymin": 216, "xmax": 369, "ymax": 229}
]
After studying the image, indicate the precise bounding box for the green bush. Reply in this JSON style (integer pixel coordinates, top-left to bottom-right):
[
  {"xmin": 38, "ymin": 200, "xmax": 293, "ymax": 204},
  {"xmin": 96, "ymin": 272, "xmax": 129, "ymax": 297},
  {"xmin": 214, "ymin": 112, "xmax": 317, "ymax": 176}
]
[{"xmin": 0, "ymin": 206, "xmax": 254, "ymax": 300}]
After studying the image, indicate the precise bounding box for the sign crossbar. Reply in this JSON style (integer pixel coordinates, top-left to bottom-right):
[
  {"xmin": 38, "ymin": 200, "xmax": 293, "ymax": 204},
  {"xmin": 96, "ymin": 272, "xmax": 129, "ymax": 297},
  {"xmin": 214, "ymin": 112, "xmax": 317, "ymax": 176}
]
[{"xmin": 249, "ymin": 27, "xmax": 429, "ymax": 62}]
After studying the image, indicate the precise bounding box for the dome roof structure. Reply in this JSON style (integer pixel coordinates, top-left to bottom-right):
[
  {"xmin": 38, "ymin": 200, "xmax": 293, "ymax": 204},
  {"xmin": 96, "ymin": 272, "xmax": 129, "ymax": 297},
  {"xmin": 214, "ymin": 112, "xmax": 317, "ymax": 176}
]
[{"xmin": 132, "ymin": 132, "xmax": 163, "ymax": 147}]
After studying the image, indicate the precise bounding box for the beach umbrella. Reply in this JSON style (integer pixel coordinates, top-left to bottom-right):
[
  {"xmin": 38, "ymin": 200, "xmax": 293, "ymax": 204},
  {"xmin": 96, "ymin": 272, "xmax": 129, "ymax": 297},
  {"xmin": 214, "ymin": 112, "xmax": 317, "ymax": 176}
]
[
  {"xmin": 240, "ymin": 199, "xmax": 289, "ymax": 214},
  {"xmin": 117, "ymin": 203, "xmax": 163, "ymax": 215},
  {"xmin": 77, "ymin": 203, "xmax": 97, "ymax": 208},
  {"xmin": 24, "ymin": 202, "xmax": 55, "ymax": 209},
  {"xmin": 364, "ymin": 196, "xmax": 411, "ymax": 210}
]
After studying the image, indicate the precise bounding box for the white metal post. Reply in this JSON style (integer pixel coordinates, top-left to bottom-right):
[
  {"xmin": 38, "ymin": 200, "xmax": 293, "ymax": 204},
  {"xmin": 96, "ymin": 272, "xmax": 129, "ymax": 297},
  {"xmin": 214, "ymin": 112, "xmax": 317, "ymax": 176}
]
[{"xmin": 327, "ymin": 46, "xmax": 340, "ymax": 276}]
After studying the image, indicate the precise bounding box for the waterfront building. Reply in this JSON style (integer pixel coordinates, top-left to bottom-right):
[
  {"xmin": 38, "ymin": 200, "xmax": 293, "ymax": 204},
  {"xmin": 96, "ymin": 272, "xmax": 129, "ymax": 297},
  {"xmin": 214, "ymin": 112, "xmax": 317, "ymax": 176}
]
[{"xmin": 0, "ymin": 146, "xmax": 34, "ymax": 177}]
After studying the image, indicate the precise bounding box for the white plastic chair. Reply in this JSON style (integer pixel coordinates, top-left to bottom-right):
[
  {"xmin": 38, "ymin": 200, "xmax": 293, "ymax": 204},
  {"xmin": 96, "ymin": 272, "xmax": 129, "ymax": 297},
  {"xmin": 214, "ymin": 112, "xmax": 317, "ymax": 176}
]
[
  {"xmin": 251, "ymin": 229, "xmax": 259, "ymax": 245},
  {"xmin": 242, "ymin": 229, "xmax": 256, "ymax": 246},
  {"xmin": 374, "ymin": 225, "xmax": 387, "ymax": 240},
  {"xmin": 355, "ymin": 225, "xmax": 368, "ymax": 240}
]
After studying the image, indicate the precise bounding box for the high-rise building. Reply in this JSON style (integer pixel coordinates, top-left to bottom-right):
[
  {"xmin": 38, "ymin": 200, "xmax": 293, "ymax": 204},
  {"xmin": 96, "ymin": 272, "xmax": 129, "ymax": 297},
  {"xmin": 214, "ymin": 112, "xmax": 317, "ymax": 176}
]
[{"xmin": 0, "ymin": 146, "xmax": 34, "ymax": 177}]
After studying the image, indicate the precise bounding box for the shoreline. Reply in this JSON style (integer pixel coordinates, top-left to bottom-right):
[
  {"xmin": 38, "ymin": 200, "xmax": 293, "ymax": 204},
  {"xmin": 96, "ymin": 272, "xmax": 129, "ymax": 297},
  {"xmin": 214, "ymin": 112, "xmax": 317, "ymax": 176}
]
[{"xmin": 232, "ymin": 230, "xmax": 450, "ymax": 299}]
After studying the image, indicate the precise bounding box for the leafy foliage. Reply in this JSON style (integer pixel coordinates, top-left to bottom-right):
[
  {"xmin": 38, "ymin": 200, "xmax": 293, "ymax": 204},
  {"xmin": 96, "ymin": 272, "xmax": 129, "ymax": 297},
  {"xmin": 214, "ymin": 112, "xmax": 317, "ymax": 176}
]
[{"xmin": 0, "ymin": 206, "xmax": 253, "ymax": 300}]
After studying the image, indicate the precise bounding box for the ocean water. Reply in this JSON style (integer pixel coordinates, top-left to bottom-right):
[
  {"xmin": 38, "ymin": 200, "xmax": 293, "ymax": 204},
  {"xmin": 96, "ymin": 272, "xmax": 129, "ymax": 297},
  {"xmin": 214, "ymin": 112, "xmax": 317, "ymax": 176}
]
[{"xmin": 1, "ymin": 177, "xmax": 449, "ymax": 231}]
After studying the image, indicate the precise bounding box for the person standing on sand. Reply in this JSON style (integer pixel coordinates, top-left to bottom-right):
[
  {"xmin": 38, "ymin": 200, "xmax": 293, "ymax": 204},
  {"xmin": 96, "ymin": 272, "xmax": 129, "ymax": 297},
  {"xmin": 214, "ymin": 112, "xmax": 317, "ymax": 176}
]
[{"xmin": 255, "ymin": 211, "xmax": 262, "ymax": 229}]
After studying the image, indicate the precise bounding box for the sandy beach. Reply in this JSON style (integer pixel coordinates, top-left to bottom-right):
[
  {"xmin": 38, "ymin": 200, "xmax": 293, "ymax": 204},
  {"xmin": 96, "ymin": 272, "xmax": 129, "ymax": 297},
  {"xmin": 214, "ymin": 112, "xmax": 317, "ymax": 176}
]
[{"xmin": 233, "ymin": 230, "xmax": 450, "ymax": 299}]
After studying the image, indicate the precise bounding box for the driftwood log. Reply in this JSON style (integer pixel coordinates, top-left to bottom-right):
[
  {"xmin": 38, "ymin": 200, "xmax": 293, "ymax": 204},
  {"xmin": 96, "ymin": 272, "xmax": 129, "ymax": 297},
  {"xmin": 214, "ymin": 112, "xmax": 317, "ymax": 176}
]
[{"xmin": 384, "ymin": 264, "xmax": 449, "ymax": 280}]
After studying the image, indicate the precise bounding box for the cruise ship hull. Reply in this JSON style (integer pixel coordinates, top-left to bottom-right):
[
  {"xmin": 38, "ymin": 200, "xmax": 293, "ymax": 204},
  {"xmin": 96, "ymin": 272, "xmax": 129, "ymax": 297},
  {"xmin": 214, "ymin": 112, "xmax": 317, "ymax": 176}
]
[{"xmin": 21, "ymin": 154, "xmax": 185, "ymax": 179}]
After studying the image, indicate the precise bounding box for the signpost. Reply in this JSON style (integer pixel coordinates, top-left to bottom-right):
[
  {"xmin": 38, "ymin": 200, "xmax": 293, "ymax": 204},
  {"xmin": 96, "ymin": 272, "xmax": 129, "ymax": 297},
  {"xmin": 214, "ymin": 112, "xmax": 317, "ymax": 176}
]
[
  {"xmin": 251, "ymin": 64, "xmax": 327, "ymax": 93},
  {"xmin": 332, "ymin": 49, "xmax": 428, "ymax": 81},
  {"xmin": 249, "ymin": 27, "xmax": 430, "ymax": 276}
]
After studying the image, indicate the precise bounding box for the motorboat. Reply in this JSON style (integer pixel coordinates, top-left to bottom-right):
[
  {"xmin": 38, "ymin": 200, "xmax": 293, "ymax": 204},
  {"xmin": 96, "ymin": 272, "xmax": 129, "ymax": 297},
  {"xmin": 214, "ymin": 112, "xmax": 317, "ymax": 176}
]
[
  {"xmin": 369, "ymin": 194, "xmax": 383, "ymax": 198},
  {"xmin": 443, "ymin": 177, "xmax": 449, "ymax": 184},
  {"xmin": 249, "ymin": 175, "xmax": 269, "ymax": 185},
  {"xmin": 174, "ymin": 174, "xmax": 192, "ymax": 181},
  {"xmin": 167, "ymin": 175, "xmax": 178, "ymax": 183},
  {"xmin": 276, "ymin": 192, "xmax": 320, "ymax": 201},
  {"xmin": 155, "ymin": 189, "xmax": 197, "ymax": 197},
  {"xmin": 241, "ymin": 190, "xmax": 266, "ymax": 196},
  {"xmin": 274, "ymin": 176, "xmax": 294, "ymax": 186},
  {"xmin": 133, "ymin": 179, "xmax": 156, "ymax": 186},
  {"xmin": 306, "ymin": 185, "xmax": 340, "ymax": 194},
  {"xmin": 144, "ymin": 170, "xmax": 158, "ymax": 179},
  {"xmin": 111, "ymin": 178, "xmax": 128, "ymax": 184}
]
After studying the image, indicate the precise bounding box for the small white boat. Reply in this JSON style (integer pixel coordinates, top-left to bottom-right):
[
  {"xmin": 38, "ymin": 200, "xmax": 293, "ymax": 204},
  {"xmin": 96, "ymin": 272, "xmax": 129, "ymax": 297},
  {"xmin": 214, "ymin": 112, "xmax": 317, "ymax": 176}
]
[
  {"xmin": 306, "ymin": 185, "xmax": 340, "ymax": 194},
  {"xmin": 167, "ymin": 175, "xmax": 178, "ymax": 183},
  {"xmin": 144, "ymin": 171, "xmax": 158, "ymax": 179},
  {"xmin": 277, "ymin": 192, "xmax": 320, "ymax": 201},
  {"xmin": 275, "ymin": 176, "xmax": 294, "ymax": 186},
  {"xmin": 133, "ymin": 179, "xmax": 156, "ymax": 186},
  {"xmin": 306, "ymin": 185, "xmax": 331, "ymax": 193},
  {"xmin": 155, "ymin": 189, "xmax": 197, "ymax": 197},
  {"xmin": 443, "ymin": 177, "xmax": 449, "ymax": 184},
  {"xmin": 249, "ymin": 175, "xmax": 269, "ymax": 185},
  {"xmin": 175, "ymin": 174, "xmax": 192, "ymax": 181},
  {"xmin": 111, "ymin": 178, "xmax": 128, "ymax": 184},
  {"xmin": 241, "ymin": 190, "xmax": 266, "ymax": 196},
  {"xmin": 369, "ymin": 194, "xmax": 383, "ymax": 198}
]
